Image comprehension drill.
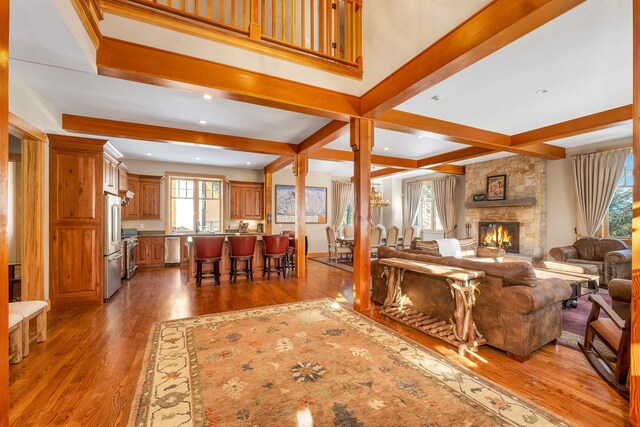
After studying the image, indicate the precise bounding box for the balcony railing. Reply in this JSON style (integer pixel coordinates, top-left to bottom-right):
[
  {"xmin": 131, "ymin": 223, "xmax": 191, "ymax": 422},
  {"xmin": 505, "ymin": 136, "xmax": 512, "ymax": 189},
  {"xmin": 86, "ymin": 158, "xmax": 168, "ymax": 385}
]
[{"xmin": 121, "ymin": 0, "xmax": 362, "ymax": 70}]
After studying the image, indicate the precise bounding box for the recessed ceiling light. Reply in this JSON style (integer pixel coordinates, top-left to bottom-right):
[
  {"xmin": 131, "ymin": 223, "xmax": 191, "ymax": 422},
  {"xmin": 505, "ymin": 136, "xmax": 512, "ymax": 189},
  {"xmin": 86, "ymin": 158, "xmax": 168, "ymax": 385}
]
[
  {"xmin": 246, "ymin": 161, "xmax": 251, "ymax": 165},
  {"xmin": 418, "ymin": 135, "xmax": 427, "ymax": 139},
  {"xmin": 431, "ymin": 94, "xmax": 444, "ymax": 101},
  {"xmin": 199, "ymin": 120, "xmax": 207, "ymax": 125},
  {"xmin": 536, "ymin": 89, "xmax": 548, "ymax": 94},
  {"xmin": 146, "ymin": 153, "xmax": 152, "ymax": 156},
  {"xmin": 383, "ymin": 147, "xmax": 389, "ymax": 151},
  {"xmin": 196, "ymin": 157, "xmax": 201, "ymax": 160},
  {"xmin": 203, "ymin": 94, "xmax": 212, "ymax": 100}
]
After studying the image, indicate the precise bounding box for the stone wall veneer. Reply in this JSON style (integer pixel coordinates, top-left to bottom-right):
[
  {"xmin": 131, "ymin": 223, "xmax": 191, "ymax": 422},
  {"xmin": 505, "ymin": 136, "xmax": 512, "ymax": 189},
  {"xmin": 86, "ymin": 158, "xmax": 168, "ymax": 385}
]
[{"xmin": 464, "ymin": 156, "xmax": 547, "ymax": 258}]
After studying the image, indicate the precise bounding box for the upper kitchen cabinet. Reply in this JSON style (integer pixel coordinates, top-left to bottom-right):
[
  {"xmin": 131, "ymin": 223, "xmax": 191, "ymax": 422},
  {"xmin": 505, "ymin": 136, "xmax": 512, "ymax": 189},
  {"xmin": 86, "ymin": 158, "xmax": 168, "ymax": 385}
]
[
  {"xmin": 123, "ymin": 174, "xmax": 140, "ymax": 219},
  {"xmin": 118, "ymin": 164, "xmax": 128, "ymax": 192},
  {"xmin": 229, "ymin": 181, "xmax": 264, "ymax": 220},
  {"xmin": 139, "ymin": 176, "xmax": 162, "ymax": 220},
  {"xmin": 103, "ymin": 153, "xmax": 119, "ymax": 195}
]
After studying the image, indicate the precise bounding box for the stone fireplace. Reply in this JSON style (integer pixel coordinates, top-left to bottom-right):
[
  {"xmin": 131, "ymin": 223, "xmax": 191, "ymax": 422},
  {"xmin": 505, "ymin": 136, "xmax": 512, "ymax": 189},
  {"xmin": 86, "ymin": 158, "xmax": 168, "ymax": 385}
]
[
  {"xmin": 464, "ymin": 156, "xmax": 547, "ymax": 259},
  {"xmin": 478, "ymin": 221, "xmax": 520, "ymax": 254}
]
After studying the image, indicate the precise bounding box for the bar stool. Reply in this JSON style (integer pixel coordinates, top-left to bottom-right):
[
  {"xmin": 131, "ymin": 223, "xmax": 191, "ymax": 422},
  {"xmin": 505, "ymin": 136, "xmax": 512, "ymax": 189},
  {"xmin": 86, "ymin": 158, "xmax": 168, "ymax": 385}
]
[
  {"xmin": 262, "ymin": 235, "xmax": 289, "ymax": 279},
  {"xmin": 281, "ymin": 232, "xmax": 308, "ymax": 273},
  {"xmin": 192, "ymin": 236, "xmax": 225, "ymax": 287},
  {"xmin": 228, "ymin": 235, "xmax": 257, "ymax": 283}
]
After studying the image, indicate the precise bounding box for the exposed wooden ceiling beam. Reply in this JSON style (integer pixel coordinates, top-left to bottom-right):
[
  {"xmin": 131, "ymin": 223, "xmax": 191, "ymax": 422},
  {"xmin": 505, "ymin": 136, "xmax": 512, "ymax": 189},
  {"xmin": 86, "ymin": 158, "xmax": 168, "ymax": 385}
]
[
  {"xmin": 264, "ymin": 156, "xmax": 293, "ymax": 174},
  {"xmin": 360, "ymin": 0, "xmax": 584, "ymax": 118},
  {"xmin": 510, "ymin": 104, "xmax": 633, "ymax": 146},
  {"xmin": 376, "ymin": 109, "xmax": 510, "ymax": 147},
  {"xmin": 370, "ymin": 167, "xmax": 407, "ymax": 179},
  {"xmin": 297, "ymin": 120, "xmax": 349, "ymax": 154},
  {"xmin": 97, "ymin": 37, "xmax": 360, "ymax": 121},
  {"xmin": 62, "ymin": 114, "xmax": 298, "ymax": 156}
]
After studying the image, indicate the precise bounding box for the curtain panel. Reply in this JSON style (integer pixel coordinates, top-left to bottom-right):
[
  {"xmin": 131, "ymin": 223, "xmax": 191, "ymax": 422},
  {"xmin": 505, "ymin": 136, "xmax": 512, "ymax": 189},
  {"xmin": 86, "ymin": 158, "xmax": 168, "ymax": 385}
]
[
  {"xmin": 433, "ymin": 175, "xmax": 457, "ymax": 238},
  {"xmin": 404, "ymin": 181, "xmax": 423, "ymax": 228},
  {"xmin": 331, "ymin": 180, "xmax": 353, "ymax": 229},
  {"xmin": 572, "ymin": 148, "xmax": 629, "ymax": 237}
]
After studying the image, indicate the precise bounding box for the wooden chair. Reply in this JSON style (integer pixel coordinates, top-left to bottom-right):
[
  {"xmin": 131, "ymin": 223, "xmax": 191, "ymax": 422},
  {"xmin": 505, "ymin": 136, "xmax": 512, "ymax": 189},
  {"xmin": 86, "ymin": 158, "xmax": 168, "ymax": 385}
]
[
  {"xmin": 578, "ymin": 294, "xmax": 630, "ymax": 399},
  {"xmin": 192, "ymin": 236, "xmax": 225, "ymax": 286},
  {"xmin": 9, "ymin": 301, "xmax": 48, "ymax": 357},
  {"xmin": 386, "ymin": 226, "xmax": 400, "ymax": 248},
  {"xmin": 343, "ymin": 224, "xmax": 354, "ymax": 238},
  {"xmin": 370, "ymin": 225, "xmax": 384, "ymax": 256},
  {"xmin": 401, "ymin": 226, "xmax": 418, "ymax": 249},
  {"xmin": 326, "ymin": 226, "xmax": 350, "ymax": 262},
  {"xmin": 9, "ymin": 313, "xmax": 23, "ymax": 364}
]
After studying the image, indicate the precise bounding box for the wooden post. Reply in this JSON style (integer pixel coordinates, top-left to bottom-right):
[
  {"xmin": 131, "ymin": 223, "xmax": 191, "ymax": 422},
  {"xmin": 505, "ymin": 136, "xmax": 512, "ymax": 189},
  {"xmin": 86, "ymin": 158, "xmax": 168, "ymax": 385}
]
[
  {"xmin": 293, "ymin": 154, "xmax": 307, "ymax": 278},
  {"xmin": 248, "ymin": 0, "xmax": 261, "ymax": 40},
  {"xmin": 264, "ymin": 172, "xmax": 273, "ymax": 234},
  {"xmin": 21, "ymin": 137, "xmax": 45, "ymax": 301},
  {"xmin": 630, "ymin": 1, "xmax": 640, "ymax": 423},
  {"xmin": 0, "ymin": 0, "xmax": 9, "ymax": 423},
  {"xmin": 351, "ymin": 117, "xmax": 373, "ymax": 312}
]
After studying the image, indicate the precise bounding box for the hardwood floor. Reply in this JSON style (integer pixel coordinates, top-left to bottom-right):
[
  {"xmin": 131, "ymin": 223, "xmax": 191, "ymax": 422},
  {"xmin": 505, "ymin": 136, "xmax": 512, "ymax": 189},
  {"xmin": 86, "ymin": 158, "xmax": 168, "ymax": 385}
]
[{"xmin": 9, "ymin": 260, "xmax": 629, "ymax": 426}]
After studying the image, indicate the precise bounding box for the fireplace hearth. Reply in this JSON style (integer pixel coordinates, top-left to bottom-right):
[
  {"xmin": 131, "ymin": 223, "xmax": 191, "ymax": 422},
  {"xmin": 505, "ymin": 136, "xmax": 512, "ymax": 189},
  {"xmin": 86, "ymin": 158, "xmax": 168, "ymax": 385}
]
[{"xmin": 478, "ymin": 221, "xmax": 520, "ymax": 254}]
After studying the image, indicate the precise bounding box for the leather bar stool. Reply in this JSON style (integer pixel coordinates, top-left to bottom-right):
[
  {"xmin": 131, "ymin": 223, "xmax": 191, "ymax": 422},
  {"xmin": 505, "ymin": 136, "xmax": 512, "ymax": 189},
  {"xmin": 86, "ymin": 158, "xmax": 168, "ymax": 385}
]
[
  {"xmin": 281, "ymin": 232, "xmax": 308, "ymax": 273},
  {"xmin": 228, "ymin": 235, "xmax": 257, "ymax": 283},
  {"xmin": 192, "ymin": 236, "xmax": 225, "ymax": 287},
  {"xmin": 262, "ymin": 235, "xmax": 289, "ymax": 279}
]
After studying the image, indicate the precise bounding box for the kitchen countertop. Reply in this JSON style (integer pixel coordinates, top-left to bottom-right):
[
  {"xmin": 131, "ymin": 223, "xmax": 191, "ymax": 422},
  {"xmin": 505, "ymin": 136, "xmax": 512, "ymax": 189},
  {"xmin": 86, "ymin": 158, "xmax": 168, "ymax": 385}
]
[{"xmin": 131, "ymin": 231, "xmax": 266, "ymax": 238}]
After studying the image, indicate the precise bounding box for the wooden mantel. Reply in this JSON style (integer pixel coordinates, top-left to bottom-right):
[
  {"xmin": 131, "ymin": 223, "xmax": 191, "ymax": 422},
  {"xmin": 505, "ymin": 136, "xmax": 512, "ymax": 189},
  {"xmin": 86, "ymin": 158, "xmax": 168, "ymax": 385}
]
[{"xmin": 464, "ymin": 197, "xmax": 537, "ymax": 208}]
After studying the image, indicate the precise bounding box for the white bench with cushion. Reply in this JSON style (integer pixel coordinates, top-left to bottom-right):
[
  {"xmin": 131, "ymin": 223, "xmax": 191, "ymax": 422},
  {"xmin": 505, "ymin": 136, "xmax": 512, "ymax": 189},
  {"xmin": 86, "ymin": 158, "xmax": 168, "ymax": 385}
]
[
  {"xmin": 9, "ymin": 314, "xmax": 24, "ymax": 363},
  {"xmin": 9, "ymin": 301, "xmax": 48, "ymax": 357}
]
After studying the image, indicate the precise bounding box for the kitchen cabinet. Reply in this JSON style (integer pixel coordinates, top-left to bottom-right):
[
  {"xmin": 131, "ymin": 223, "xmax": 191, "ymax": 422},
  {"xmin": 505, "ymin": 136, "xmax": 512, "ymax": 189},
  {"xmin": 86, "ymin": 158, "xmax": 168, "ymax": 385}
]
[
  {"xmin": 180, "ymin": 236, "xmax": 190, "ymax": 265},
  {"xmin": 139, "ymin": 176, "xmax": 162, "ymax": 220},
  {"xmin": 118, "ymin": 166, "xmax": 128, "ymax": 192},
  {"xmin": 123, "ymin": 175, "xmax": 140, "ymax": 219},
  {"xmin": 103, "ymin": 153, "xmax": 118, "ymax": 195},
  {"xmin": 136, "ymin": 236, "xmax": 165, "ymax": 267},
  {"xmin": 229, "ymin": 181, "xmax": 264, "ymax": 220}
]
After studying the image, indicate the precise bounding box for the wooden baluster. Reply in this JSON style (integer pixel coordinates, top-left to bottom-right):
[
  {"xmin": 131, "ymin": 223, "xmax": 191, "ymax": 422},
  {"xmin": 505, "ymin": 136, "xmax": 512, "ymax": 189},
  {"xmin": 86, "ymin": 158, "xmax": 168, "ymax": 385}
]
[
  {"xmin": 232, "ymin": 0, "xmax": 236, "ymax": 27},
  {"xmin": 345, "ymin": 0, "xmax": 350, "ymax": 61},
  {"xmin": 292, "ymin": 0, "xmax": 296, "ymax": 45},
  {"xmin": 301, "ymin": 0, "xmax": 305, "ymax": 48},
  {"xmin": 181, "ymin": 0, "xmax": 185, "ymax": 11},
  {"xmin": 319, "ymin": 0, "xmax": 324, "ymax": 53},
  {"xmin": 325, "ymin": 0, "xmax": 331, "ymax": 54},
  {"xmin": 261, "ymin": 0, "xmax": 265, "ymax": 34},
  {"xmin": 168, "ymin": 0, "xmax": 172, "ymax": 8},
  {"xmin": 243, "ymin": 0, "xmax": 247, "ymax": 28},
  {"xmin": 220, "ymin": 0, "xmax": 224, "ymax": 23},
  {"xmin": 310, "ymin": 0, "xmax": 314, "ymax": 51},
  {"xmin": 207, "ymin": 0, "xmax": 212, "ymax": 18},
  {"xmin": 334, "ymin": 0, "xmax": 339, "ymax": 58},
  {"xmin": 271, "ymin": 0, "xmax": 276, "ymax": 37},
  {"xmin": 281, "ymin": 0, "xmax": 286, "ymax": 41},
  {"xmin": 195, "ymin": 0, "xmax": 199, "ymax": 16},
  {"xmin": 249, "ymin": 0, "xmax": 260, "ymax": 39}
]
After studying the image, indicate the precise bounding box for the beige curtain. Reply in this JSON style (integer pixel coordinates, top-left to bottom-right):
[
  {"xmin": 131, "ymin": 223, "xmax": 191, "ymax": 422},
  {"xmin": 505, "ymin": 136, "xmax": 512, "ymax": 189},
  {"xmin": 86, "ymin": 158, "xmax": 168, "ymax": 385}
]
[
  {"xmin": 433, "ymin": 175, "xmax": 457, "ymax": 238},
  {"xmin": 331, "ymin": 180, "xmax": 353, "ymax": 229},
  {"xmin": 572, "ymin": 148, "xmax": 628, "ymax": 237},
  {"xmin": 370, "ymin": 207, "xmax": 381, "ymax": 226},
  {"xmin": 404, "ymin": 181, "xmax": 423, "ymax": 227}
]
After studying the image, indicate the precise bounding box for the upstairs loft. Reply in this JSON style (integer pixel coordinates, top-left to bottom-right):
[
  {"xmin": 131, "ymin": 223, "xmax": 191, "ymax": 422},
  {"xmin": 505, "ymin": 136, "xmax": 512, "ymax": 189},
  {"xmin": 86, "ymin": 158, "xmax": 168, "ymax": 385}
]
[{"xmin": 79, "ymin": 0, "xmax": 363, "ymax": 78}]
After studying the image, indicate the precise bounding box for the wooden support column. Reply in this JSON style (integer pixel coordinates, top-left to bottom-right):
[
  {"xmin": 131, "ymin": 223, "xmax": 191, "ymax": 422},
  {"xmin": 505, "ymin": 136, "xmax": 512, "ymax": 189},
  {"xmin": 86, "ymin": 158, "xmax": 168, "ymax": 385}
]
[
  {"xmin": 293, "ymin": 155, "xmax": 307, "ymax": 278},
  {"xmin": 264, "ymin": 172, "xmax": 273, "ymax": 234},
  {"xmin": 630, "ymin": 1, "xmax": 640, "ymax": 423},
  {"xmin": 351, "ymin": 117, "xmax": 373, "ymax": 312},
  {"xmin": 0, "ymin": 0, "xmax": 9, "ymax": 423},
  {"xmin": 21, "ymin": 137, "xmax": 45, "ymax": 301}
]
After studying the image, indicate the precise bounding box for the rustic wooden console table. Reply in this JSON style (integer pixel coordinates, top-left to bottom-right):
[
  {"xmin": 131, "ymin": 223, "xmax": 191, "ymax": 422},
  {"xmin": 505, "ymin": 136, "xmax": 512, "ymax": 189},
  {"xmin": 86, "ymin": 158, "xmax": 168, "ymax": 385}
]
[{"xmin": 379, "ymin": 258, "xmax": 486, "ymax": 356}]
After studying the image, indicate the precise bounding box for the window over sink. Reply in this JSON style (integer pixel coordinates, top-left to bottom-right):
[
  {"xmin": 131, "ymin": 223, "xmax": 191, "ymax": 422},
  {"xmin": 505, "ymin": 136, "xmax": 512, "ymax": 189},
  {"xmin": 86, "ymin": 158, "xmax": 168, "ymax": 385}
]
[{"xmin": 168, "ymin": 173, "xmax": 224, "ymax": 233}]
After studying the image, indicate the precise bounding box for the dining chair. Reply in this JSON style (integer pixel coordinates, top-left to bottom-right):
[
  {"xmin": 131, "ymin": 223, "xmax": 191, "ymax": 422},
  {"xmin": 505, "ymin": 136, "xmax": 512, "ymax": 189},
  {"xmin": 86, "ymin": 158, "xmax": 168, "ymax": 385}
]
[
  {"xmin": 326, "ymin": 226, "xmax": 350, "ymax": 262},
  {"xmin": 386, "ymin": 225, "xmax": 400, "ymax": 248},
  {"xmin": 370, "ymin": 225, "xmax": 384, "ymax": 256},
  {"xmin": 401, "ymin": 226, "xmax": 418, "ymax": 249}
]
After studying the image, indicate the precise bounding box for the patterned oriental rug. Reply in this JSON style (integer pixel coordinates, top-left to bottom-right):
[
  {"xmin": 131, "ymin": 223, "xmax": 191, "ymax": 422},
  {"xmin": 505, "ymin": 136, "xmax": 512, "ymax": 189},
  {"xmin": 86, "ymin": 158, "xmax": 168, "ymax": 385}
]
[{"xmin": 129, "ymin": 299, "xmax": 569, "ymax": 427}]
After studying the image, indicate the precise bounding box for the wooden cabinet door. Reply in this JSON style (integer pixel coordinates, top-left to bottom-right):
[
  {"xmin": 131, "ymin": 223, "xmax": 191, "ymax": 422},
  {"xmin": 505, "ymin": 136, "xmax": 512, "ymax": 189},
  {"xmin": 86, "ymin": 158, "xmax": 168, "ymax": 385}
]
[
  {"xmin": 123, "ymin": 176, "xmax": 139, "ymax": 219},
  {"xmin": 150, "ymin": 237, "xmax": 165, "ymax": 264},
  {"xmin": 140, "ymin": 179, "xmax": 161, "ymax": 220},
  {"xmin": 180, "ymin": 236, "xmax": 189, "ymax": 264},
  {"xmin": 253, "ymin": 188, "xmax": 263, "ymax": 219},
  {"xmin": 242, "ymin": 188, "xmax": 254, "ymax": 218},
  {"xmin": 230, "ymin": 187, "xmax": 242, "ymax": 219},
  {"xmin": 136, "ymin": 237, "xmax": 150, "ymax": 265},
  {"xmin": 118, "ymin": 168, "xmax": 128, "ymax": 192}
]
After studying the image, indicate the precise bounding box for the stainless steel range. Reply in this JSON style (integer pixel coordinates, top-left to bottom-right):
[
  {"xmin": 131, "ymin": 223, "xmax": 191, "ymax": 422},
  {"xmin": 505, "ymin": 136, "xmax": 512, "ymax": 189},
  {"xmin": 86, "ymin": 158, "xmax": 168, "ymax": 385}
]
[{"xmin": 122, "ymin": 229, "xmax": 139, "ymax": 280}]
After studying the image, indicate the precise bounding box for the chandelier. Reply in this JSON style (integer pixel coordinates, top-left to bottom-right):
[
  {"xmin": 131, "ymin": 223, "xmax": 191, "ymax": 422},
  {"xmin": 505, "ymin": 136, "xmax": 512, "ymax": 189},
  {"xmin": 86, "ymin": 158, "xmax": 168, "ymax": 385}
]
[{"xmin": 370, "ymin": 186, "xmax": 390, "ymax": 207}]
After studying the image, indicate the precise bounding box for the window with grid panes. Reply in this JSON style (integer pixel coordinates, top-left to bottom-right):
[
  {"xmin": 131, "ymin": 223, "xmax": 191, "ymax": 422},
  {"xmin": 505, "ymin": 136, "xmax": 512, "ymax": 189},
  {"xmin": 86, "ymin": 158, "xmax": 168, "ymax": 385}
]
[{"xmin": 169, "ymin": 176, "xmax": 222, "ymax": 233}]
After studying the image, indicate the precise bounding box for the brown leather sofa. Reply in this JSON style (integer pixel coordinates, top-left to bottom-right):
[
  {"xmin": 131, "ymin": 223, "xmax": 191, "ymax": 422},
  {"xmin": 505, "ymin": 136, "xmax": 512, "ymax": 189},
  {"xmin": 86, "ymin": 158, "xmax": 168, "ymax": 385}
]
[
  {"xmin": 549, "ymin": 238, "xmax": 631, "ymax": 285},
  {"xmin": 372, "ymin": 246, "xmax": 571, "ymax": 360},
  {"xmin": 412, "ymin": 238, "xmax": 506, "ymax": 259},
  {"xmin": 608, "ymin": 278, "xmax": 631, "ymax": 320}
]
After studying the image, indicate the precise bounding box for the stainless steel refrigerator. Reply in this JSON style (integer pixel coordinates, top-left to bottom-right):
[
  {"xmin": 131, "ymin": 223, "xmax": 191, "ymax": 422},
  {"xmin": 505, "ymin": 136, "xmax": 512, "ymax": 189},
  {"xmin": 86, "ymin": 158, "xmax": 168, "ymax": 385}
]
[{"xmin": 104, "ymin": 193, "xmax": 122, "ymax": 301}]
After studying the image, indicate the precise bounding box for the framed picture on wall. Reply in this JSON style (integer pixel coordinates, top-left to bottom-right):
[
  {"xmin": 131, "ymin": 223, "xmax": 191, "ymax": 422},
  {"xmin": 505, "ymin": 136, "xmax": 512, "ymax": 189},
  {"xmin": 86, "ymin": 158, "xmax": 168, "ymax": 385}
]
[
  {"xmin": 275, "ymin": 185, "xmax": 327, "ymax": 224},
  {"xmin": 486, "ymin": 174, "xmax": 507, "ymax": 201}
]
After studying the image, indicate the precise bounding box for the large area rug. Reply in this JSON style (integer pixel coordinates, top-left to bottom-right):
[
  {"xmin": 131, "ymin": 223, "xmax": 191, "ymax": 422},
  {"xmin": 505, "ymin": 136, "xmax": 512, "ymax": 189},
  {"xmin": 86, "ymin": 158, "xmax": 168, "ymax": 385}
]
[
  {"xmin": 309, "ymin": 256, "xmax": 354, "ymax": 272},
  {"xmin": 129, "ymin": 299, "xmax": 569, "ymax": 427}
]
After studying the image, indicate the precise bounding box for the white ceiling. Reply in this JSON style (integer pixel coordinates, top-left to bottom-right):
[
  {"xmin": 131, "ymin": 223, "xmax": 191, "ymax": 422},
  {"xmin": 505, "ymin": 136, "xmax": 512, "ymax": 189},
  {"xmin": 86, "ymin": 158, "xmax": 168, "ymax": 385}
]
[
  {"xmin": 108, "ymin": 138, "xmax": 278, "ymax": 169},
  {"xmin": 327, "ymin": 128, "xmax": 468, "ymax": 159},
  {"xmin": 396, "ymin": 0, "xmax": 632, "ymax": 135},
  {"xmin": 549, "ymin": 123, "xmax": 633, "ymax": 149}
]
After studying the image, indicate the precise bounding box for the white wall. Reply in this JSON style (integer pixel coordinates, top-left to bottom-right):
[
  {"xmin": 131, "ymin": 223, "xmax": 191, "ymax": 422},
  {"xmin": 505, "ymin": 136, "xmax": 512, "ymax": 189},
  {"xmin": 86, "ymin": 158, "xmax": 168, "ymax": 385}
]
[
  {"xmin": 545, "ymin": 137, "xmax": 632, "ymax": 254},
  {"xmin": 121, "ymin": 159, "xmax": 264, "ymax": 231},
  {"xmin": 271, "ymin": 169, "xmax": 332, "ymax": 254}
]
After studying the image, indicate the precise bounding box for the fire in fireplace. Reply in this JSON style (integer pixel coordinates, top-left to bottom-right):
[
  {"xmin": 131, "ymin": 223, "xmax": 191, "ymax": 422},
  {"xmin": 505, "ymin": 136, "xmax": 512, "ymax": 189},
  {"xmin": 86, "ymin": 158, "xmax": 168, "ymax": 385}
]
[{"xmin": 478, "ymin": 222, "xmax": 520, "ymax": 254}]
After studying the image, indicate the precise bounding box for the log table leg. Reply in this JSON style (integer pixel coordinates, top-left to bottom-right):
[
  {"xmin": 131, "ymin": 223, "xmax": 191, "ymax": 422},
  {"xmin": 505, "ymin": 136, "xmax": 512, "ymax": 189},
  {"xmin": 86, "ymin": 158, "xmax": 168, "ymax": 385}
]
[{"xmin": 447, "ymin": 278, "xmax": 485, "ymax": 356}]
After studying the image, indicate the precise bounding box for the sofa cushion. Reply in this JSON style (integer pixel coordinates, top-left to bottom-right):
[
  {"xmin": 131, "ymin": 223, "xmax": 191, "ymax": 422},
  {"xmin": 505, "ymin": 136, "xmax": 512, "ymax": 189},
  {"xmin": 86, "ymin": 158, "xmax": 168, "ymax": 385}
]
[
  {"xmin": 9, "ymin": 313, "xmax": 23, "ymax": 329},
  {"xmin": 565, "ymin": 258, "xmax": 604, "ymax": 273},
  {"xmin": 9, "ymin": 300, "xmax": 48, "ymax": 317},
  {"xmin": 440, "ymin": 257, "xmax": 538, "ymax": 287},
  {"xmin": 378, "ymin": 246, "xmax": 441, "ymax": 263},
  {"xmin": 501, "ymin": 278, "xmax": 571, "ymax": 314},
  {"xmin": 573, "ymin": 238, "xmax": 628, "ymax": 261}
]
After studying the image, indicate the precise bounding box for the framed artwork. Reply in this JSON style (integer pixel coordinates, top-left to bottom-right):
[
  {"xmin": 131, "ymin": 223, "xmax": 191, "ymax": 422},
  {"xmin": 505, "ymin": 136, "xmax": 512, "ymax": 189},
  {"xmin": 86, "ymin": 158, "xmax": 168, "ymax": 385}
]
[
  {"xmin": 486, "ymin": 174, "xmax": 507, "ymax": 201},
  {"xmin": 275, "ymin": 185, "xmax": 327, "ymax": 224}
]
